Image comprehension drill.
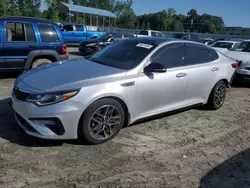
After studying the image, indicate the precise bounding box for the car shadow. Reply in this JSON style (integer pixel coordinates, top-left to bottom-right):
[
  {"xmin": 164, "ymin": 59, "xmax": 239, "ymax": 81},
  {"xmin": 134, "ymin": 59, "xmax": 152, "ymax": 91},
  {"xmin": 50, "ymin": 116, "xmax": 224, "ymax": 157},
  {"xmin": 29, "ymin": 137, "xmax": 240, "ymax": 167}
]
[
  {"xmin": 0, "ymin": 72, "xmax": 21, "ymax": 79},
  {"xmin": 68, "ymin": 51, "xmax": 84, "ymax": 56},
  {"xmin": 200, "ymin": 148, "xmax": 250, "ymax": 188},
  {"xmin": 0, "ymin": 97, "xmax": 89, "ymax": 147}
]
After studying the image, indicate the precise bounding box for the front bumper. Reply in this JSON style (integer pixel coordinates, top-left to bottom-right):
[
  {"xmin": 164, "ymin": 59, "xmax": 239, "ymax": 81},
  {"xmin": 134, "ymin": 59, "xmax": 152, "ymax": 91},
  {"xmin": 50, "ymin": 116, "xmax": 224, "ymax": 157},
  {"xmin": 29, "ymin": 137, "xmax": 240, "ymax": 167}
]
[{"xmin": 11, "ymin": 91, "xmax": 82, "ymax": 140}]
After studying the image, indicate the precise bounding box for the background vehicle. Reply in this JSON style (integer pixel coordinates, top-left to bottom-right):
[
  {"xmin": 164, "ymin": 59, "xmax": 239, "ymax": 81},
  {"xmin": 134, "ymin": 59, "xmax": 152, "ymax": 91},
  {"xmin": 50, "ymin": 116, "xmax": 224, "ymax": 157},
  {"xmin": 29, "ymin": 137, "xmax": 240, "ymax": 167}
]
[
  {"xmin": 61, "ymin": 24, "xmax": 105, "ymax": 43},
  {"xmin": 203, "ymin": 38, "xmax": 214, "ymax": 45},
  {"xmin": 211, "ymin": 40, "xmax": 240, "ymax": 53},
  {"xmin": 167, "ymin": 32, "xmax": 199, "ymax": 42},
  {"xmin": 79, "ymin": 33, "xmax": 134, "ymax": 55},
  {"xmin": 12, "ymin": 37, "xmax": 237, "ymax": 145},
  {"xmin": 134, "ymin": 30, "xmax": 164, "ymax": 37},
  {"xmin": 0, "ymin": 16, "xmax": 68, "ymax": 71},
  {"xmin": 223, "ymin": 40, "xmax": 250, "ymax": 82}
]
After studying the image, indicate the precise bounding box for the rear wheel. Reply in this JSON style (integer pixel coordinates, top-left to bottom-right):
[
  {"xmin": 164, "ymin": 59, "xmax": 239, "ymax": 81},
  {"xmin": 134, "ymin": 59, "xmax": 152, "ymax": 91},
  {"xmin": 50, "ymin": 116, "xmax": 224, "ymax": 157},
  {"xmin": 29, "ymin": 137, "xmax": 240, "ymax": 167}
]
[
  {"xmin": 79, "ymin": 98, "xmax": 125, "ymax": 144},
  {"xmin": 31, "ymin": 58, "xmax": 52, "ymax": 69},
  {"xmin": 207, "ymin": 81, "xmax": 227, "ymax": 110}
]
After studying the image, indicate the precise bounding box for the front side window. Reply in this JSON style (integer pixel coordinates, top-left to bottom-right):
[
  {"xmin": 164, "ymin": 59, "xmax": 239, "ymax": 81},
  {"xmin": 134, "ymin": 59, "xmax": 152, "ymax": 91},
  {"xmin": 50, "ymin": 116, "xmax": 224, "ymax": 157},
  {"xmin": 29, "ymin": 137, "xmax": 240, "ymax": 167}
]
[
  {"xmin": 38, "ymin": 24, "xmax": 59, "ymax": 43},
  {"xmin": 89, "ymin": 40, "xmax": 157, "ymax": 70},
  {"xmin": 151, "ymin": 43, "xmax": 186, "ymax": 69},
  {"xmin": 75, "ymin": 25, "xmax": 83, "ymax": 31},
  {"xmin": 111, "ymin": 34, "xmax": 123, "ymax": 41},
  {"xmin": 138, "ymin": 30, "xmax": 148, "ymax": 35},
  {"xmin": 186, "ymin": 43, "xmax": 212, "ymax": 65}
]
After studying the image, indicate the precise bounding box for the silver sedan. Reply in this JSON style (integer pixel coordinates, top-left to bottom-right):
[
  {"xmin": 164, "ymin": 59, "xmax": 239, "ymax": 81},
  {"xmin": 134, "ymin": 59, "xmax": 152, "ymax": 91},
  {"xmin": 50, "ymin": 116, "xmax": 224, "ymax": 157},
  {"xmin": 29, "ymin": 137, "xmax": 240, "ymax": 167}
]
[{"xmin": 11, "ymin": 37, "xmax": 237, "ymax": 144}]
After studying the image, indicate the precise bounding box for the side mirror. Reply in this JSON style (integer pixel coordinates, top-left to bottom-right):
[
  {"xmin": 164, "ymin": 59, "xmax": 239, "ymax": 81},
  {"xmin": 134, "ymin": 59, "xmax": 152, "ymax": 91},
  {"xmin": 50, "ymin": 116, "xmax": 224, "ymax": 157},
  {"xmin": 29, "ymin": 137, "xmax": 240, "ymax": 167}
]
[{"xmin": 144, "ymin": 63, "xmax": 166, "ymax": 73}]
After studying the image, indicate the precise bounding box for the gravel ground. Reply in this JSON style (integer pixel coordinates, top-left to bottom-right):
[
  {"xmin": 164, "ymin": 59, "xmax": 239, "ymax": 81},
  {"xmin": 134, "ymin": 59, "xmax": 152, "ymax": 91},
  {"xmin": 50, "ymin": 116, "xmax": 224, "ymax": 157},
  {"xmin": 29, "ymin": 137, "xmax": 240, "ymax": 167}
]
[{"xmin": 1, "ymin": 49, "xmax": 250, "ymax": 188}]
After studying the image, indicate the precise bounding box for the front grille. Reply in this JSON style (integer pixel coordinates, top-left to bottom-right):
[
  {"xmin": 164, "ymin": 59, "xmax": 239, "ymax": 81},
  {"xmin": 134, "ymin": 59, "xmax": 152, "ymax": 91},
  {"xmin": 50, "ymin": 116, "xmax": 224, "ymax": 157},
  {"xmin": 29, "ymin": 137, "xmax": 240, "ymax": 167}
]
[
  {"xmin": 15, "ymin": 113, "xmax": 38, "ymax": 133},
  {"xmin": 14, "ymin": 89, "xmax": 29, "ymax": 101}
]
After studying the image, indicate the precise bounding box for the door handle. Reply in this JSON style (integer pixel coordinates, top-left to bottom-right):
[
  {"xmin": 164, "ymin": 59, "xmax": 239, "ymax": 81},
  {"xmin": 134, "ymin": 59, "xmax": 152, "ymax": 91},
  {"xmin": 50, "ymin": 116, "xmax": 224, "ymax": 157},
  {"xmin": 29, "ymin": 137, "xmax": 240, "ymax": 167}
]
[
  {"xmin": 211, "ymin": 67, "xmax": 219, "ymax": 72},
  {"xmin": 176, "ymin": 73, "xmax": 187, "ymax": 78}
]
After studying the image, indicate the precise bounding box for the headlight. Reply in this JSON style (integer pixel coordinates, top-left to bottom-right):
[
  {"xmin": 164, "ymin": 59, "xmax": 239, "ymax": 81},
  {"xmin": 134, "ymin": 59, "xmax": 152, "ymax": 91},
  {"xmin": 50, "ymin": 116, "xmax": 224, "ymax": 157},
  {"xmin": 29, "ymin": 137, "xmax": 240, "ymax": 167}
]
[
  {"xmin": 86, "ymin": 43, "xmax": 96, "ymax": 47},
  {"xmin": 26, "ymin": 90, "xmax": 79, "ymax": 106}
]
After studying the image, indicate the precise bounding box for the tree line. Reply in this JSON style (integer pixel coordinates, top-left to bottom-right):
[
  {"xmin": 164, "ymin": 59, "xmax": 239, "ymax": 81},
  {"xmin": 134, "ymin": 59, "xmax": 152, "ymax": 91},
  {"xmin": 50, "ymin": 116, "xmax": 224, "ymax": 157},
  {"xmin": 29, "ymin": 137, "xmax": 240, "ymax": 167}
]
[{"xmin": 0, "ymin": 0, "xmax": 226, "ymax": 34}]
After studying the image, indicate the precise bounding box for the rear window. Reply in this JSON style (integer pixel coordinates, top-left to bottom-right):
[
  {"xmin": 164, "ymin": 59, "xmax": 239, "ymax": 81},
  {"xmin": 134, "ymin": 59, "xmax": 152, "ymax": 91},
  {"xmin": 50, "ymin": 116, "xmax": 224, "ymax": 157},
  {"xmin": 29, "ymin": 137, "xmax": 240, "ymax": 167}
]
[
  {"xmin": 38, "ymin": 24, "xmax": 59, "ymax": 43},
  {"xmin": 89, "ymin": 40, "xmax": 157, "ymax": 70},
  {"xmin": 208, "ymin": 48, "xmax": 219, "ymax": 61}
]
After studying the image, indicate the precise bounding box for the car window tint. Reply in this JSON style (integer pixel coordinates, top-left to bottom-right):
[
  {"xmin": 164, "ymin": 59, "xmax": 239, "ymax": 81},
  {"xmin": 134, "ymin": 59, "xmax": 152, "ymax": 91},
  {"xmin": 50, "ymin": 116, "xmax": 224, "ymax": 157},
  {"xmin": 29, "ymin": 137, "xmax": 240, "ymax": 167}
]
[
  {"xmin": 89, "ymin": 40, "xmax": 157, "ymax": 70},
  {"xmin": 6, "ymin": 22, "xmax": 25, "ymax": 41},
  {"xmin": 75, "ymin": 25, "xmax": 83, "ymax": 31},
  {"xmin": 138, "ymin": 30, "xmax": 148, "ymax": 35},
  {"xmin": 151, "ymin": 32, "xmax": 157, "ymax": 37},
  {"xmin": 25, "ymin": 23, "xmax": 35, "ymax": 42},
  {"xmin": 63, "ymin": 25, "xmax": 74, "ymax": 31},
  {"xmin": 112, "ymin": 34, "xmax": 123, "ymax": 41},
  {"xmin": 212, "ymin": 42, "xmax": 233, "ymax": 49},
  {"xmin": 124, "ymin": 34, "xmax": 133, "ymax": 38},
  {"xmin": 186, "ymin": 43, "xmax": 212, "ymax": 65},
  {"xmin": 151, "ymin": 43, "xmax": 186, "ymax": 69},
  {"xmin": 208, "ymin": 48, "xmax": 219, "ymax": 61},
  {"xmin": 38, "ymin": 24, "xmax": 59, "ymax": 43},
  {"xmin": 190, "ymin": 34, "xmax": 197, "ymax": 40}
]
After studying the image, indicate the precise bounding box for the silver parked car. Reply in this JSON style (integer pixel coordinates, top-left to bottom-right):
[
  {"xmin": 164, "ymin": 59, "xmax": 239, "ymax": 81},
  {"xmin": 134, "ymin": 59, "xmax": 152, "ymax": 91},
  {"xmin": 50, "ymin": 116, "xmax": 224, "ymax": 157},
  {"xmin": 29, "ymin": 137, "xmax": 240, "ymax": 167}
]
[{"xmin": 11, "ymin": 37, "xmax": 237, "ymax": 144}]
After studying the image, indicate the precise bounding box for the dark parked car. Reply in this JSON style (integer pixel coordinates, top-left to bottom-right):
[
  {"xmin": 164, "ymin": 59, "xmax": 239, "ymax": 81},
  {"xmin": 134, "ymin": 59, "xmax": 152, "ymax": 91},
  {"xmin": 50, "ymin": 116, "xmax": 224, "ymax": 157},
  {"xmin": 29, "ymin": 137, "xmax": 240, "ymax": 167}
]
[
  {"xmin": 79, "ymin": 33, "xmax": 134, "ymax": 55},
  {"xmin": 0, "ymin": 16, "xmax": 68, "ymax": 71}
]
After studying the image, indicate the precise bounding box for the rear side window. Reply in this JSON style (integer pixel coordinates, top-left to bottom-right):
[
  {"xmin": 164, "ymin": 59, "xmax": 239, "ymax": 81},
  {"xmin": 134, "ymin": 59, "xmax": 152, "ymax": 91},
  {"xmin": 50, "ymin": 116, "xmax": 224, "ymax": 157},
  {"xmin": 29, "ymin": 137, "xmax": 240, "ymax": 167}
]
[
  {"xmin": 151, "ymin": 43, "xmax": 186, "ymax": 69},
  {"xmin": 6, "ymin": 22, "xmax": 35, "ymax": 42},
  {"xmin": 38, "ymin": 24, "xmax": 59, "ymax": 43},
  {"xmin": 151, "ymin": 32, "xmax": 157, "ymax": 37},
  {"xmin": 208, "ymin": 48, "xmax": 219, "ymax": 61},
  {"xmin": 185, "ymin": 43, "xmax": 212, "ymax": 65},
  {"xmin": 6, "ymin": 22, "xmax": 25, "ymax": 41},
  {"xmin": 75, "ymin": 25, "xmax": 83, "ymax": 31}
]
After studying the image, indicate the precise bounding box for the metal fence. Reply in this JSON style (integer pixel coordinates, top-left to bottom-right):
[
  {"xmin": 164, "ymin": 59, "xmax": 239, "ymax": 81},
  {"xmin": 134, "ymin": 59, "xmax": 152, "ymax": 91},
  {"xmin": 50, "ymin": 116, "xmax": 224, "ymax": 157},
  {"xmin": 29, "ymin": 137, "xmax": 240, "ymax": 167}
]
[{"xmin": 98, "ymin": 27, "xmax": 250, "ymax": 40}]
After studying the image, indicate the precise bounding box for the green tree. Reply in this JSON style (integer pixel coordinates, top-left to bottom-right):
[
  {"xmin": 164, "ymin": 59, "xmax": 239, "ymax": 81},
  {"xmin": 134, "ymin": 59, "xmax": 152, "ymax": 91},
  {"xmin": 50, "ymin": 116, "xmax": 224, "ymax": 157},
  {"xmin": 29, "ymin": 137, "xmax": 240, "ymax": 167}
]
[
  {"xmin": 0, "ymin": 0, "xmax": 9, "ymax": 16},
  {"xmin": 172, "ymin": 20, "xmax": 184, "ymax": 32},
  {"xmin": 146, "ymin": 22, "xmax": 151, "ymax": 30},
  {"xmin": 135, "ymin": 19, "xmax": 140, "ymax": 29},
  {"xmin": 141, "ymin": 21, "xmax": 145, "ymax": 30}
]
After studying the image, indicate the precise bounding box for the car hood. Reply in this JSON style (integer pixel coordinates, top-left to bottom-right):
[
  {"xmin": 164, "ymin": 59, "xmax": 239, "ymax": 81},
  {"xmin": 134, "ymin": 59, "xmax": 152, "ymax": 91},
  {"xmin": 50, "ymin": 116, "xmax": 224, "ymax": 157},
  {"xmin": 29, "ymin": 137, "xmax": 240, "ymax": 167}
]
[
  {"xmin": 18, "ymin": 58, "xmax": 127, "ymax": 92},
  {"xmin": 223, "ymin": 51, "xmax": 250, "ymax": 62}
]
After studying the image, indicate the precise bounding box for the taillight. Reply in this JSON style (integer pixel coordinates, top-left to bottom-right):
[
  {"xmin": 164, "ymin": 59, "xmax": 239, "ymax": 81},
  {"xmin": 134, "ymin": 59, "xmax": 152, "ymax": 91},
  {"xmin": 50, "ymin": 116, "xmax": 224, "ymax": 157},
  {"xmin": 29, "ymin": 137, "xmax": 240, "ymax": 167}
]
[
  {"xmin": 62, "ymin": 44, "xmax": 67, "ymax": 55},
  {"xmin": 231, "ymin": 62, "xmax": 238, "ymax": 68}
]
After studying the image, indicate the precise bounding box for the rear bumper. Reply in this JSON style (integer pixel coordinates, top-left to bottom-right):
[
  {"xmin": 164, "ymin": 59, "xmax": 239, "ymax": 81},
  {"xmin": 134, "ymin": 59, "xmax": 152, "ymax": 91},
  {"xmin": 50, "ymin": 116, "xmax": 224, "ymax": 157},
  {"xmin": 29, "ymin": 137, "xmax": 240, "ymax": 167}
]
[{"xmin": 58, "ymin": 54, "xmax": 69, "ymax": 61}]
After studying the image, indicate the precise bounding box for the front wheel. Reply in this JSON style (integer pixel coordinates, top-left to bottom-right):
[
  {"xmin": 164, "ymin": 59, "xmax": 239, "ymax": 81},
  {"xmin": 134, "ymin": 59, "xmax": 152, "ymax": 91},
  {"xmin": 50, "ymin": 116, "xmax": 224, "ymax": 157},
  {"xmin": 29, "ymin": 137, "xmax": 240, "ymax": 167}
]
[
  {"xmin": 207, "ymin": 81, "xmax": 227, "ymax": 110},
  {"xmin": 79, "ymin": 98, "xmax": 125, "ymax": 144}
]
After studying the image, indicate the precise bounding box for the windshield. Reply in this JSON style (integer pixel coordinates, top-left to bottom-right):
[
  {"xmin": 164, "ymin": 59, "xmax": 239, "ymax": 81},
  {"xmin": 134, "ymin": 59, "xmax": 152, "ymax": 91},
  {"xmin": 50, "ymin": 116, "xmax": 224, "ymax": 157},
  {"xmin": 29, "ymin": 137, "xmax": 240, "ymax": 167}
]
[
  {"xmin": 97, "ymin": 33, "xmax": 111, "ymax": 40},
  {"xmin": 211, "ymin": 42, "xmax": 234, "ymax": 49},
  {"xmin": 168, "ymin": 33, "xmax": 186, "ymax": 39},
  {"xmin": 89, "ymin": 40, "xmax": 157, "ymax": 70},
  {"xmin": 229, "ymin": 41, "xmax": 250, "ymax": 52}
]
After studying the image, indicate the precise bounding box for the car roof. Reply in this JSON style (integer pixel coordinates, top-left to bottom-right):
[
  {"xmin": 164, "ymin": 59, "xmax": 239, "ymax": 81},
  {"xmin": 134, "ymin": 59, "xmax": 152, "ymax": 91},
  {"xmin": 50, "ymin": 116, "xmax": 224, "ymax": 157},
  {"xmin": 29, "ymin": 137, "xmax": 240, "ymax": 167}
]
[
  {"xmin": 0, "ymin": 16, "xmax": 57, "ymax": 25},
  {"xmin": 214, "ymin": 40, "xmax": 239, "ymax": 43},
  {"xmin": 127, "ymin": 37, "xmax": 178, "ymax": 45}
]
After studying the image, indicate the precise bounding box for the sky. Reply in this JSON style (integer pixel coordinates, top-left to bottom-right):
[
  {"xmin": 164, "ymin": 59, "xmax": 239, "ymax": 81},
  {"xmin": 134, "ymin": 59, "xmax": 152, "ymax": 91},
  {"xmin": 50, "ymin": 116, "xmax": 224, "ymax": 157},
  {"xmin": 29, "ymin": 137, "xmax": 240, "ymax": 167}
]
[{"xmin": 41, "ymin": 0, "xmax": 250, "ymax": 27}]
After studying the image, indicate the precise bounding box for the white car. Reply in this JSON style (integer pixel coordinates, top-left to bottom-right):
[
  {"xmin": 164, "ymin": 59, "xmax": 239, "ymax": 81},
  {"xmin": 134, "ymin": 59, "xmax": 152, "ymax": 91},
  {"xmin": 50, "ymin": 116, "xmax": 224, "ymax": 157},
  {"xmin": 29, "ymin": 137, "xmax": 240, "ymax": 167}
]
[
  {"xmin": 210, "ymin": 40, "xmax": 240, "ymax": 53},
  {"xmin": 223, "ymin": 40, "xmax": 250, "ymax": 81},
  {"xmin": 134, "ymin": 30, "xmax": 164, "ymax": 38}
]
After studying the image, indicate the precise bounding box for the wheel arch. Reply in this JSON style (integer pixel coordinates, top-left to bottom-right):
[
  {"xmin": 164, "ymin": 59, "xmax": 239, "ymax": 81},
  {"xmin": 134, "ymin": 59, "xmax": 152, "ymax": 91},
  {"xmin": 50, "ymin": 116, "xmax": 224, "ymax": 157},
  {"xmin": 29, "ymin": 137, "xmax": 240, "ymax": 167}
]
[{"xmin": 77, "ymin": 94, "xmax": 131, "ymax": 136}]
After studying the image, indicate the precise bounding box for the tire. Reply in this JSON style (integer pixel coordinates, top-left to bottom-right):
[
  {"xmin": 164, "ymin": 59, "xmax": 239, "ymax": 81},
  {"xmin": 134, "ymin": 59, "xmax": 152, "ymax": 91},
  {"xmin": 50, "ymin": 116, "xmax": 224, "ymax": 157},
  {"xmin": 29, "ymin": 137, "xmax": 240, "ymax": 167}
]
[
  {"xmin": 207, "ymin": 81, "xmax": 227, "ymax": 110},
  {"xmin": 31, "ymin": 58, "xmax": 52, "ymax": 69},
  {"xmin": 79, "ymin": 98, "xmax": 125, "ymax": 145}
]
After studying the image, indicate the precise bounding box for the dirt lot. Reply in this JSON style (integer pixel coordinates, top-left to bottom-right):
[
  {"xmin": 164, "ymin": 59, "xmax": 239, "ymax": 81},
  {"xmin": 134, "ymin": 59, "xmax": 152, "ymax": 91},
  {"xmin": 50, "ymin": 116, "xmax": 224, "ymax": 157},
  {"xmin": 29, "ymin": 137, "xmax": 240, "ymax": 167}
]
[{"xmin": 1, "ymin": 52, "xmax": 250, "ymax": 188}]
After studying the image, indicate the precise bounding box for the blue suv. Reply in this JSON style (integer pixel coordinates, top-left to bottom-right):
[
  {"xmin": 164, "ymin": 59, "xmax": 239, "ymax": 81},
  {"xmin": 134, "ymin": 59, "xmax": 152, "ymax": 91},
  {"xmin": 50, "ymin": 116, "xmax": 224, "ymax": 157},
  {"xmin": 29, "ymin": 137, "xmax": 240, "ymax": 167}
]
[{"xmin": 0, "ymin": 16, "xmax": 68, "ymax": 71}]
